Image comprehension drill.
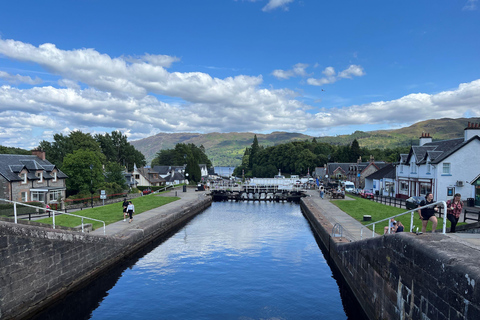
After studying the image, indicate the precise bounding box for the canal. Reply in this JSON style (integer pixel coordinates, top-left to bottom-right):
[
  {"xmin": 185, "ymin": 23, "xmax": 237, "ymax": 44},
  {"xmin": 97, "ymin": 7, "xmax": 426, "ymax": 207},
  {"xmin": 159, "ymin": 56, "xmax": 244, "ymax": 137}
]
[{"xmin": 33, "ymin": 201, "xmax": 365, "ymax": 320}]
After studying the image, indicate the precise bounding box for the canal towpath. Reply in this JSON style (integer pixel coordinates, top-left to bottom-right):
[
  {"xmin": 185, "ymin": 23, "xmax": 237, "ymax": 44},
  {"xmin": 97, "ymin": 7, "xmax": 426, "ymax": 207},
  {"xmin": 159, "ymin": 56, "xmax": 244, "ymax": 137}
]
[
  {"xmin": 304, "ymin": 190, "xmax": 480, "ymax": 248},
  {"xmin": 91, "ymin": 188, "xmax": 209, "ymax": 236}
]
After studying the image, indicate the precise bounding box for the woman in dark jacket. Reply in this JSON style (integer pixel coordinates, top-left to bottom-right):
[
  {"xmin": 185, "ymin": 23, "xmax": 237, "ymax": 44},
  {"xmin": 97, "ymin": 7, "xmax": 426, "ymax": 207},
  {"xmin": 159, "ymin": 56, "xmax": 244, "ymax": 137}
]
[{"xmin": 418, "ymin": 193, "xmax": 438, "ymax": 233}]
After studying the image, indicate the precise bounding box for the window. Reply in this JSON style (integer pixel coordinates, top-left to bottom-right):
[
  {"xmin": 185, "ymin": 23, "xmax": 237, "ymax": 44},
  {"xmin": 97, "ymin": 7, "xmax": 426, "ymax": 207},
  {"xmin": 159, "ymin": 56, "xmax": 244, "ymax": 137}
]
[
  {"xmin": 31, "ymin": 191, "xmax": 45, "ymax": 203},
  {"xmin": 443, "ymin": 163, "xmax": 451, "ymax": 175},
  {"xmin": 135, "ymin": 174, "xmax": 140, "ymax": 179},
  {"xmin": 21, "ymin": 173, "xmax": 27, "ymax": 184},
  {"xmin": 400, "ymin": 164, "xmax": 403, "ymax": 173},
  {"xmin": 53, "ymin": 171, "xmax": 57, "ymax": 182},
  {"xmin": 427, "ymin": 161, "xmax": 431, "ymax": 174},
  {"xmin": 400, "ymin": 181, "xmax": 408, "ymax": 192},
  {"xmin": 21, "ymin": 192, "xmax": 27, "ymax": 202},
  {"xmin": 49, "ymin": 190, "xmax": 62, "ymax": 202},
  {"xmin": 36, "ymin": 172, "xmax": 43, "ymax": 183},
  {"xmin": 420, "ymin": 183, "xmax": 431, "ymax": 196},
  {"xmin": 410, "ymin": 162, "xmax": 417, "ymax": 174}
]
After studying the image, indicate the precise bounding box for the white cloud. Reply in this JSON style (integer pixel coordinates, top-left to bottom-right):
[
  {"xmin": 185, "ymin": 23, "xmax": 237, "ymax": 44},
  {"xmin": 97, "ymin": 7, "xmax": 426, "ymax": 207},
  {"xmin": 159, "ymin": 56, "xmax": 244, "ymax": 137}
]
[
  {"xmin": 463, "ymin": 0, "xmax": 478, "ymax": 10},
  {"xmin": 0, "ymin": 38, "xmax": 479, "ymax": 149},
  {"xmin": 0, "ymin": 71, "xmax": 42, "ymax": 85},
  {"xmin": 307, "ymin": 65, "xmax": 365, "ymax": 86},
  {"xmin": 262, "ymin": 0, "xmax": 294, "ymax": 12},
  {"xmin": 272, "ymin": 63, "xmax": 309, "ymax": 79}
]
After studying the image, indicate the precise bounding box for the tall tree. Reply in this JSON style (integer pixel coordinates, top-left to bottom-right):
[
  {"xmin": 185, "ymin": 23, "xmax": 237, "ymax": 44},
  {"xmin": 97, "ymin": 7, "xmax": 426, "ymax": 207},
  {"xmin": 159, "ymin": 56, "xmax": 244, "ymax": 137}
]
[
  {"xmin": 350, "ymin": 139, "xmax": 361, "ymax": 162},
  {"xmin": 62, "ymin": 149, "xmax": 104, "ymax": 196}
]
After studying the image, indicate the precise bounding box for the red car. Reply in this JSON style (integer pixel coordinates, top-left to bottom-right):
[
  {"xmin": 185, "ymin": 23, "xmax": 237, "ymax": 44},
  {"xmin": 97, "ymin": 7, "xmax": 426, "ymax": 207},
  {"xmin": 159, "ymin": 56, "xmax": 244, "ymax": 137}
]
[{"xmin": 362, "ymin": 189, "xmax": 374, "ymax": 199}]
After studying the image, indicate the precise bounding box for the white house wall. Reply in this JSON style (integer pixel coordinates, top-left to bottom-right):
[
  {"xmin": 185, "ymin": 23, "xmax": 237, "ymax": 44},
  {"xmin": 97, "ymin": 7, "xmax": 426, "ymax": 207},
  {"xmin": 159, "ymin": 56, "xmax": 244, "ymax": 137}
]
[{"xmin": 435, "ymin": 139, "xmax": 480, "ymax": 201}]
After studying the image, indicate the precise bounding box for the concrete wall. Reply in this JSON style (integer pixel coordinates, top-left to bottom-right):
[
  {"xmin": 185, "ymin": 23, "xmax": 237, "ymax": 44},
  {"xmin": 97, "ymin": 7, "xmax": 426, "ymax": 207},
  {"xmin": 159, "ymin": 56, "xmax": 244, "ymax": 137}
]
[
  {"xmin": 301, "ymin": 198, "xmax": 480, "ymax": 320},
  {"xmin": 0, "ymin": 196, "xmax": 211, "ymax": 320}
]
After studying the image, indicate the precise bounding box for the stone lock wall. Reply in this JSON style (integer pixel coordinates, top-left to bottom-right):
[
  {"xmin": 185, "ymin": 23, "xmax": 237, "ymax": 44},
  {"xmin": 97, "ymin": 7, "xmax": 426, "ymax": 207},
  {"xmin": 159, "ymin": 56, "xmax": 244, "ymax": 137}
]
[
  {"xmin": 301, "ymin": 198, "xmax": 480, "ymax": 320},
  {"xmin": 0, "ymin": 196, "xmax": 211, "ymax": 320}
]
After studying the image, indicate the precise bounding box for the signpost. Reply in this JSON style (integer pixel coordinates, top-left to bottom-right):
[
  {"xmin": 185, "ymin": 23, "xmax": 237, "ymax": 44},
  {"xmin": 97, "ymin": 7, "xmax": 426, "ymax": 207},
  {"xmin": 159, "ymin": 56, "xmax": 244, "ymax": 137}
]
[{"xmin": 100, "ymin": 190, "xmax": 106, "ymax": 205}]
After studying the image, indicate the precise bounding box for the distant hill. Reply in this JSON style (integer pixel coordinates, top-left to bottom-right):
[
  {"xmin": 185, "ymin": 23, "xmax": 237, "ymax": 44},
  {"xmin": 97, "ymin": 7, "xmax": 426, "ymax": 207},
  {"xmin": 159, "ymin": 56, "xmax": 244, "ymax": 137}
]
[
  {"xmin": 130, "ymin": 117, "xmax": 480, "ymax": 166},
  {"xmin": 130, "ymin": 131, "xmax": 312, "ymax": 166}
]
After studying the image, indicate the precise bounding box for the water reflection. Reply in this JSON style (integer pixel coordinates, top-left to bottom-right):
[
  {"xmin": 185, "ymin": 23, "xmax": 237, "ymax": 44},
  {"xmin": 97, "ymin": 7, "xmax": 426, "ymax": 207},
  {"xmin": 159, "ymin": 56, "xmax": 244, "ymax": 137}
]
[{"xmin": 33, "ymin": 201, "xmax": 365, "ymax": 320}]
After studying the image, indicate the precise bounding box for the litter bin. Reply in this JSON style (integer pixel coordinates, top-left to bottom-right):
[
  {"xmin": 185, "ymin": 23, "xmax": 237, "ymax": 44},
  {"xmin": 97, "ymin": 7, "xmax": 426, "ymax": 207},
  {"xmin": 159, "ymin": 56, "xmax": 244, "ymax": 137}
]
[
  {"xmin": 183, "ymin": 185, "xmax": 187, "ymax": 192},
  {"xmin": 467, "ymin": 198, "xmax": 474, "ymax": 207}
]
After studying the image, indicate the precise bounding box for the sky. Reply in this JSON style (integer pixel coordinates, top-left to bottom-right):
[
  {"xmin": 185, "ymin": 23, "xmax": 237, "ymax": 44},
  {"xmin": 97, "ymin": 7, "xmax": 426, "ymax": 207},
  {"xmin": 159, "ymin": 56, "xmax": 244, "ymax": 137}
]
[{"xmin": 0, "ymin": 0, "xmax": 479, "ymax": 150}]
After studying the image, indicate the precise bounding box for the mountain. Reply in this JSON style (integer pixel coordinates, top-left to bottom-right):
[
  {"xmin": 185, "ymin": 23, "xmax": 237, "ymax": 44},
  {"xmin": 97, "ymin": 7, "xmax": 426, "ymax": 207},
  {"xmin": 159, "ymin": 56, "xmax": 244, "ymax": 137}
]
[
  {"xmin": 130, "ymin": 131, "xmax": 312, "ymax": 166},
  {"xmin": 130, "ymin": 117, "xmax": 480, "ymax": 166}
]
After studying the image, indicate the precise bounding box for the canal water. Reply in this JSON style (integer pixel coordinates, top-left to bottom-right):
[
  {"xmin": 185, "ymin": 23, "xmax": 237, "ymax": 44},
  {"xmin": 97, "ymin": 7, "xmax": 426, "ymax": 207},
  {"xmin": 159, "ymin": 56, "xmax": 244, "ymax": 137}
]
[{"xmin": 33, "ymin": 201, "xmax": 365, "ymax": 320}]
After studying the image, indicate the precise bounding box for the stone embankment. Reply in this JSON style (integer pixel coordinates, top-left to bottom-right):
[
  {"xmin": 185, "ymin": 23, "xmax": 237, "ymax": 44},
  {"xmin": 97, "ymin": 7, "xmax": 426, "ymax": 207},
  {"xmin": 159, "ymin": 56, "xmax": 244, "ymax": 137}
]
[
  {"xmin": 301, "ymin": 193, "xmax": 480, "ymax": 320},
  {"xmin": 0, "ymin": 190, "xmax": 211, "ymax": 320}
]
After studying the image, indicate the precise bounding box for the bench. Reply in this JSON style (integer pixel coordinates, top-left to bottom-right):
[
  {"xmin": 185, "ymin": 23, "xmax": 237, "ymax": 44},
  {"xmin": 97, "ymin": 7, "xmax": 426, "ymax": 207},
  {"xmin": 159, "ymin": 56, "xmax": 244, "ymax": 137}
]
[{"xmin": 464, "ymin": 209, "xmax": 480, "ymax": 222}]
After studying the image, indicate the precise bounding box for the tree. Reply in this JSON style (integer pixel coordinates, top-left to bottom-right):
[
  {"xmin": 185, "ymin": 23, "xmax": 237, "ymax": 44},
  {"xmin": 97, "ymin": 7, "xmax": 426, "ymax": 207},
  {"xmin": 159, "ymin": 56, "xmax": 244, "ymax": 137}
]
[
  {"xmin": 104, "ymin": 161, "xmax": 128, "ymax": 190},
  {"xmin": 96, "ymin": 131, "xmax": 146, "ymax": 171},
  {"xmin": 62, "ymin": 150, "xmax": 104, "ymax": 196},
  {"xmin": 350, "ymin": 139, "xmax": 361, "ymax": 162},
  {"xmin": 39, "ymin": 131, "xmax": 104, "ymax": 169}
]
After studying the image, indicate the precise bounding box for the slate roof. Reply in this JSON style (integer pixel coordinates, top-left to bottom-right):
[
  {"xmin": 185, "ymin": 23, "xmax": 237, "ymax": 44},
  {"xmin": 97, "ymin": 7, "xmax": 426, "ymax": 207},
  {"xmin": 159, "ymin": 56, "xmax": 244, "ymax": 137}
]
[
  {"xmin": 404, "ymin": 136, "xmax": 480, "ymax": 165},
  {"xmin": 0, "ymin": 154, "xmax": 67, "ymax": 182},
  {"xmin": 365, "ymin": 163, "xmax": 396, "ymax": 180}
]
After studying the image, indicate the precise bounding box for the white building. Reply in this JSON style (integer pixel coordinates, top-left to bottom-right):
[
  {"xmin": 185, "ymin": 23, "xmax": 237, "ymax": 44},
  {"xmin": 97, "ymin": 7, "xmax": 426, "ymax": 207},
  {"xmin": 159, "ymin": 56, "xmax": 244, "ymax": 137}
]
[{"xmin": 396, "ymin": 122, "xmax": 480, "ymax": 204}]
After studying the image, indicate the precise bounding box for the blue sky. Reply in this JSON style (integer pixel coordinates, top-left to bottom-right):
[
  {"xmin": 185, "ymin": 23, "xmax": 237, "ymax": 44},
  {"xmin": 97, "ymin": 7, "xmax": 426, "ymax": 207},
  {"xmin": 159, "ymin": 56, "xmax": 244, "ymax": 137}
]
[{"xmin": 0, "ymin": 0, "xmax": 479, "ymax": 149}]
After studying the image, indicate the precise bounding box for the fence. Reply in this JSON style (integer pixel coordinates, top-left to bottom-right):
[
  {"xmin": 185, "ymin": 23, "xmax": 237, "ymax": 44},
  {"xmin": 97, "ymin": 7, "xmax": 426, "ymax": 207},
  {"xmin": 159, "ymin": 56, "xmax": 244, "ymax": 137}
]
[
  {"xmin": 0, "ymin": 198, "xmax": 106, "ymax": 235},
  {"xmin": 372, "ymin": 194, "xmax": 450, "ymax": 217}
]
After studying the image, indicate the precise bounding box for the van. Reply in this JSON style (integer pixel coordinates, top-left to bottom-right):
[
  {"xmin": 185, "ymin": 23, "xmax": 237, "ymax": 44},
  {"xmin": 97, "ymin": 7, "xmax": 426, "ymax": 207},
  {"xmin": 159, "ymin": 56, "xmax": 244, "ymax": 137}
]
[{"xmin": 342, "ymin": 181, "xmax": 355, "ymax": 192}]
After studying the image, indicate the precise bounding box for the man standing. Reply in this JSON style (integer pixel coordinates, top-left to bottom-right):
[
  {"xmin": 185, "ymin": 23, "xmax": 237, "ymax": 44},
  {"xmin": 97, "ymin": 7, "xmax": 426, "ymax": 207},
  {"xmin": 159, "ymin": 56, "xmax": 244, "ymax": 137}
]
[{"xmin": 122, "ymin": 198, "xmax": 129, "ymax": 221}]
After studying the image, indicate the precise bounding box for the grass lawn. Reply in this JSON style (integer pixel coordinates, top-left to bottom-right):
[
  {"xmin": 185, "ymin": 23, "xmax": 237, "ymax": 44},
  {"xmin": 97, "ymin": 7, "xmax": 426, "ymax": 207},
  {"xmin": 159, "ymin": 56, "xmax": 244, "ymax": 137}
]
[
  {"xmin": 331, "ymin": 195, "xmax": 449, "ymax": 233},
  {"xmin": 37, "ymin": 194, "xmax": 180, "ymax": 230}
]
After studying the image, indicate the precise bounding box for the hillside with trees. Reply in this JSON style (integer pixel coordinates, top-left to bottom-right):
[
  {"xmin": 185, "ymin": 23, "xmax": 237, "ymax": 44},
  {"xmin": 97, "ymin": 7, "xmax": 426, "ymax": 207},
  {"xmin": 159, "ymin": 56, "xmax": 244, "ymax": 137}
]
[
  {"xmin": 131, "ymin": 117, "xmax": 480, "ymax": 166},
  {"xmin": 233, "ymin": 136, "xmax": 409, "ymax": 178}
]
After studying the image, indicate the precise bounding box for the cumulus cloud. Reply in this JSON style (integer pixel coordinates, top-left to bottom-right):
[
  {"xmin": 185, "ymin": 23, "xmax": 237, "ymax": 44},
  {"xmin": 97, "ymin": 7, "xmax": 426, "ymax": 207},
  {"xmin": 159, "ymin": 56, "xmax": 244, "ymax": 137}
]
[
  {"xmin": 262, "ymin": 0, "xmax": 294, "ymax": 12},
  {"xmin": 307, "ymin": 65, "xmax": 365, "ymax": 86},
  {"xmin": 272, "ymin": 63, "xmax": 309, "ymax": 79},
  {"xmin": 0, "ymin": 38, "xmax": 479, "ymax": 149},
  {"xmin": 0, "ymin": 71, "xmax": 42, "ymax": 85}
]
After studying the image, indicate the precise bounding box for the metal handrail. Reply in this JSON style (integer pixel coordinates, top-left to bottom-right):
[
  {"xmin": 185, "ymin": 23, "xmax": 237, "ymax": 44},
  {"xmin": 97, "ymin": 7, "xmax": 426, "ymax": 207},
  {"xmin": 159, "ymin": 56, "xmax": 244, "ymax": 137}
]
[
  {"xmin": 0, "ymin": 199, "xmax": 106, "ymax": 235},
  {"xmin": 360, "ymin": 200, "xmax": 447, "ymax": 239},
  {"xmin": 332, "ymin": 223, "xmax": 343, "ymax": 238}
]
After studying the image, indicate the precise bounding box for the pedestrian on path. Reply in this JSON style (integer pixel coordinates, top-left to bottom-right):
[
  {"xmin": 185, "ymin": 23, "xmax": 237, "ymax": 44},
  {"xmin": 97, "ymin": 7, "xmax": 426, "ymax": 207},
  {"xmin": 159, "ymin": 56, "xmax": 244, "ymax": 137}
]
[
  {"xmin": 122, "ymin": 198, "xmax": 129, "ymax": 221},
  {"xmin": 446, "ymin": 193, "xmax": 463, "ymax": 233},
  {"xmin": 319, "ymin": 186, "xmax": 324, "ymax": 199},
  {"xmin": 418, "ymin": 193, "xmax": 438, "ymax": 233},
  {"xmin": 127, "ymin": 201, "xmax": 135, "ymax": 223}
]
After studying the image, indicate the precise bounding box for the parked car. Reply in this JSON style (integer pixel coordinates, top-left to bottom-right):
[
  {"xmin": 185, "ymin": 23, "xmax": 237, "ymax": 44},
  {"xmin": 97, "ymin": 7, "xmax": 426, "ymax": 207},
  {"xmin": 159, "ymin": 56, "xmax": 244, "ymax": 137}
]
[
  {"xmin": 363, "ymin": 189, "xmax": 374, "ymax": 199},
  {"xmin": 142, "ymin": 189, "xmax": 152, "ymax": 195},
  {"xmin": 406, "ymin": 196, "xmax": 424, "ymax": 210}
]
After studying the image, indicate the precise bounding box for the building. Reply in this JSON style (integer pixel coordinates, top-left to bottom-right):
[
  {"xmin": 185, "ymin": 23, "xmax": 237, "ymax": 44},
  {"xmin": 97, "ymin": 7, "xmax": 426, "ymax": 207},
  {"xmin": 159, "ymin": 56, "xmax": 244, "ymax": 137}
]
[
  {"xmin": 131, "ymin": 165, "xmax": 166, "ymax": 187},
  {"xmin": 364, "ymin": 163, "xmax": 396, "ymax": 196},
  {"xmin": 395, "ymin": 122, "xmax": 480, "ymax": 203},
  {"xmin": 325, "ymin": 157, "xmax": 386, "ymax": 188},
  {"xmin": 0, "ymin": 150, "xmax": 67, "ymax": 205}
]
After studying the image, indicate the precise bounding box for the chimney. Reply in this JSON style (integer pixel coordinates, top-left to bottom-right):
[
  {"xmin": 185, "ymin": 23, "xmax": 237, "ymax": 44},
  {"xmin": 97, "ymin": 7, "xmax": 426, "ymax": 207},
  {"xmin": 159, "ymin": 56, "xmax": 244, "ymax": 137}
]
[
  {"xmin": 357, "ymin": 156, "xmax": 362, "ymax": 164},
  {"xmin": 419, "ymin": 132, "xmax": 432, "ymax": 146},
  {"xmin": 31, "ymin": 149, "xmax": 46, "ymax": 160},
  {"xmin": 369, "ymin": 155, "xmax": 374, "ymax": 163},
  {"xmin": 464, "ymin": 122, "xmax": 480, "ymax": 141}
]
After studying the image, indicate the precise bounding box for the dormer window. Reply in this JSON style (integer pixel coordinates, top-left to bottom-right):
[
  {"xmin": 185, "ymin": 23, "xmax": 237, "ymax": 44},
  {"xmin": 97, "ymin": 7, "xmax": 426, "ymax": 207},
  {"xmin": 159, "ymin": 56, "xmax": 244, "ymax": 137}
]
[
  {"xmin": 427, "ymin": 161, "xmax": 431, "ymax": 174},
  {"xmin": 53, "ymin": 171, "xmax": 57, "ymax": 182},
  {"xmin": 21, "ymin": 173, "xmax": 27, "ymax": 184},
  {"xmin": 36, "ymin": 172, "xmax": 43, "ymax": 183}
]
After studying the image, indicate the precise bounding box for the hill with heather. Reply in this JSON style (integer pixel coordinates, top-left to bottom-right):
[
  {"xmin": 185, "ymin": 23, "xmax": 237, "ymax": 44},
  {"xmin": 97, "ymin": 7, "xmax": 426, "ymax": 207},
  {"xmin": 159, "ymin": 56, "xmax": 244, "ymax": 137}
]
[{"xmin": 130, "ymin": 117, "xmax": 480, "ymax": 166}]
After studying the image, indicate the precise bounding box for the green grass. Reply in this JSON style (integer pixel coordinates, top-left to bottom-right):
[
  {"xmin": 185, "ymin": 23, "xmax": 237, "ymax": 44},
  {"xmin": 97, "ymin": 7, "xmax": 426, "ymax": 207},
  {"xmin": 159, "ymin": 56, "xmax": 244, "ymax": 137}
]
[
  {"xmin": 331, "ymin": 195, "xmax": 448, "ymax": 233},
  {"xmin": 37, "ymin": 194, "xmax": 180, "ymax": 230}
]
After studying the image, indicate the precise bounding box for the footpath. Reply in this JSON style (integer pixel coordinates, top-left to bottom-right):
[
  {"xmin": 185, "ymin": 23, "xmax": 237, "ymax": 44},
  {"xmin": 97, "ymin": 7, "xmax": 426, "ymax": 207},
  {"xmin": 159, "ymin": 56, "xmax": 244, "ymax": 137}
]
[
  {"xmin": 304, "ymin": 190, "xmax": 480, "ymax": 248},
  {"xmin": 91, "ymin": 188, "xmax": 209, "ymax": 236}
]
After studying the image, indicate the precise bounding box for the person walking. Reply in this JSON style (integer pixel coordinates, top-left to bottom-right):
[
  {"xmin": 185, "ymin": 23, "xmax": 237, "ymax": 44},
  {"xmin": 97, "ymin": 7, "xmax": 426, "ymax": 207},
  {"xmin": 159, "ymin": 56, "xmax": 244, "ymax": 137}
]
[
  {"xmin": 127, "ymin": 201, "xmax": 135, "ymax": 223},
  {"xmin": 122, "ymin": 198, "xmax": 129, "ymax": 222},
  {"xmin": 418, "ymin": 193, "xmax": 438, "ymax": 233},
  {"xmin": 446, "ymin": 193, "xmax": 463, "ymax": 233}
]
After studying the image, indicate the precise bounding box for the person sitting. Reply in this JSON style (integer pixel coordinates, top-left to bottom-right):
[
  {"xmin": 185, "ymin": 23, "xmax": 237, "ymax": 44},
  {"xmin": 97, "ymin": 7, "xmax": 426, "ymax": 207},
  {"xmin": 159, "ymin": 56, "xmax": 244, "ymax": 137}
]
[
  {"xmin": 395, "ymin": 221, "xmax": 404, "ymax": 233},
  {"xmin": 384, "ymin": 218, "xmax": 396, "ymax": 234}
]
